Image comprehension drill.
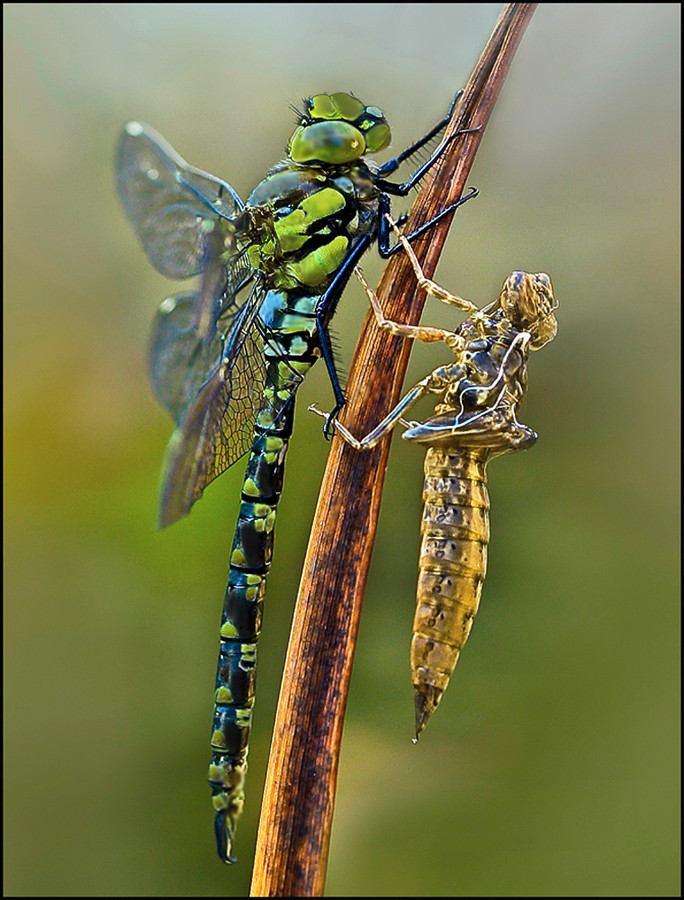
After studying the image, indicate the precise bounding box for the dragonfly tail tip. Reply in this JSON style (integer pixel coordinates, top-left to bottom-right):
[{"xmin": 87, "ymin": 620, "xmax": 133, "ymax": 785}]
[{"xmin": 214, "ymin": 808, "xmax": 238, "ymax": 864}]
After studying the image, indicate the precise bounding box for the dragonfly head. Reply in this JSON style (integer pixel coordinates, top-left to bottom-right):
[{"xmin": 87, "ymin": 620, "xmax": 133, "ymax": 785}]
[
  {"xmin": 500, "ymin": 271, "xmax": 558, "ymax": 350},
  {"xmin": 288, "ymin": 92, "xmax": 391, "ymax": 166}
]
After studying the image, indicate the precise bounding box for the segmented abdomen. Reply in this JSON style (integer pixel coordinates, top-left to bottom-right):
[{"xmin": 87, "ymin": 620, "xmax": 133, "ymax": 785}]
[
  {"xmin": 208, "ymin": 291, "xmax": 320, "ymax": 862},
  {"xmin": 412, "ymin": 447, "xmax": 490, "ymax": 736},
  {"xmin": 208, "ymin": 409, "xmax": 293, "ymax": 860}
]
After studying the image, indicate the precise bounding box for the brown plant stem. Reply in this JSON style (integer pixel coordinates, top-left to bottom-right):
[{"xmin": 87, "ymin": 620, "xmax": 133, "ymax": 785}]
[{"xmin": 250, "ymin": 4, "xmax": 538, "ymax": 896}]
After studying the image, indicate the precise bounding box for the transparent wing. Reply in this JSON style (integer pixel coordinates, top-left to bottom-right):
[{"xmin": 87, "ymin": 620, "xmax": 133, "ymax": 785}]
[
  {"xmin": 116, "ymin": 121, "xmax": 254, "ymax": 339},
  {"xmin": 148, "ymin": 292, "xmax": 227, "ymax": 424},
  {"xmin": 157, "ymin": 282, "xmax": 270, "ymax": 528},
  {"xmin": 116, "ymin": 120, "xmax": 244, "ymax": 277}
]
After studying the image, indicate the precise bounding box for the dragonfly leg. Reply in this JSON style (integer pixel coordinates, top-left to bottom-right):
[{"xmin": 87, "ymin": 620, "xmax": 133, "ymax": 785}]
[
  {"xmin": 374, "ymin": 90, "xmax": 464, "ymax": 178},
  {"xmin": 373, "ymin": 124, "xmax": 480, "ymax": 196},
  {"xmin": 314, "ymin": 322, "xmax": 346, "ymax": 439},
  {"xmin": 377, "ymin": 187, "xmax": 478, "ymax": 258},
  {"xmin": 311, "ymin": 235, "xmax": 374, "ymax": 437}
]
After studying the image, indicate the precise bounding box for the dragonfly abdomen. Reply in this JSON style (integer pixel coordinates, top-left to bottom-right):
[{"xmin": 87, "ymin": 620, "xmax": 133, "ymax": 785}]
[
  {"xmin": 209, "ymin": 291, "xmax": 321, "ymax": 862},
  {"xmin": 209, "ymin": 397, "xmax": 295, "ymax": 861},
  {"xmin": 412, "ymin": 446, "xmax": 490, "ymax": 737}
]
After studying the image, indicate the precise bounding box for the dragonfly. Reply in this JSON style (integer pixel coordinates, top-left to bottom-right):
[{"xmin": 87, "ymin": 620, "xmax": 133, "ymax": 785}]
[
  {"xmin": 115, "ymin": 91, "xmax": 478, "ymax": 862},
  {"xmin": 312, "ymin": 215, "xmax": 557, "ymax": 738}
]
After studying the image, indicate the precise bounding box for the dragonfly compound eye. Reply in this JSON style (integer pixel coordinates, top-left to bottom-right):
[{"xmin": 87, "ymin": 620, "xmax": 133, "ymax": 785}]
[{"xmin": 289, "ymin": 120, "xmax": 367, "ymax": 165}]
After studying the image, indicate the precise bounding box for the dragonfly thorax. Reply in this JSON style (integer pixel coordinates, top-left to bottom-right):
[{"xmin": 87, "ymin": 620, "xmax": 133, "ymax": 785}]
[{"xmin": 243, "ymin": 160, "xmax": 381, "ymax": 292}]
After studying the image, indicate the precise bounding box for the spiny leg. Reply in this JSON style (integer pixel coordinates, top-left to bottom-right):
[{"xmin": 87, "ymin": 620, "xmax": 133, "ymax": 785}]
[
  {"xmin": 377, "ymin": 187, "xmax": 478, "ymax": 258},
  {"xmin": 374, "ymin": 90, "xmax": 464, "ymax": 178},
  {"xmin": 373, "ymin": 127, "xmax": 480, "ymax": 196},
  {"xmin": 311, "ymin": 233, "xmax": 373, "ymax": 436}
]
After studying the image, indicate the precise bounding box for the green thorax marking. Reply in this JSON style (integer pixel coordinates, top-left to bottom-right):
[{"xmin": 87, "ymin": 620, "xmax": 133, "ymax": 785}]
[{"xmin": 244, "ymin": 163, "xmax": 378, "ymax": 293}]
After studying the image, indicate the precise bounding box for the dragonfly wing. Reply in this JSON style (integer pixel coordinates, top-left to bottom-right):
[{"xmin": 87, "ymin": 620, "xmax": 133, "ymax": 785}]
[
  {"xmin": 157, "ymin": 286, "xmax": 268, "ymax": 528},
  {"xmin": 195, "ymin": 222, "xmax": 254, "ymax": 343},
  {"xmin": 115, "ymin": 120, "xmax": 245, "ymax": 280},
  {"xmin": 118, "ymin": 120, "xmax": 257, "ymax": 396},
  {"xmin": 148, "ymin": 292, "xmax": 226, "ymax": 423}
]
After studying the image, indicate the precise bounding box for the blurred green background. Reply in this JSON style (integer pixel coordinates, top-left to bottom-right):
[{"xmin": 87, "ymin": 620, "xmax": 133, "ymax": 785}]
[{"xmin": 4, "ymin": 4, "xmax": 680, "ymax": 896}]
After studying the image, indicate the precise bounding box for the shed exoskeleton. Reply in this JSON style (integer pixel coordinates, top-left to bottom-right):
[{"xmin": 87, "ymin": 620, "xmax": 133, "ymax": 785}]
[{"xmin": 312, "ymin": 215, "xmax": 557, "ymax": 737}]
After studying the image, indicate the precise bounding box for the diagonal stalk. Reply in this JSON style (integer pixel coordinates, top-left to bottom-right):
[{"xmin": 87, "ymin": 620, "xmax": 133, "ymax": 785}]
[{"xmin": 250, "ymin": 4, "xmax": 539, "ymax": 896}]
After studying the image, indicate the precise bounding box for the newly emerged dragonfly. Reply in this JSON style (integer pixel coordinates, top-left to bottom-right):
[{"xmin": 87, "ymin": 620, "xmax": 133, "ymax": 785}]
[
  {"xmin": 313, "ymin": 217, "xmax": 557, "ymax": 737},
  {"xmin": 116, "ymin": 92, "xmax": 477, "ymax": 862}
]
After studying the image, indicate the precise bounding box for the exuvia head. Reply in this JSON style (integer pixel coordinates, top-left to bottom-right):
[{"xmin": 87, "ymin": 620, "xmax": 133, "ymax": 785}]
[
  {"xmin": 288, "ymin": 92, "xmax": 391, "ymax": 166},
  {"xmin": 499, "ymin": 271, "xmax": 558, "ymax": 349}
]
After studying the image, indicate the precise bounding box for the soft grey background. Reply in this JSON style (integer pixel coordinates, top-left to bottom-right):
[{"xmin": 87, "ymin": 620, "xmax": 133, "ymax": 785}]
[{"xmin": 5, "ymin": 4, "xmax": 680, "ymax": 896}]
